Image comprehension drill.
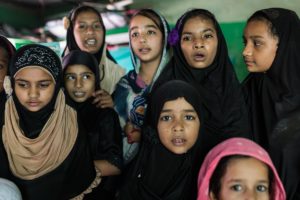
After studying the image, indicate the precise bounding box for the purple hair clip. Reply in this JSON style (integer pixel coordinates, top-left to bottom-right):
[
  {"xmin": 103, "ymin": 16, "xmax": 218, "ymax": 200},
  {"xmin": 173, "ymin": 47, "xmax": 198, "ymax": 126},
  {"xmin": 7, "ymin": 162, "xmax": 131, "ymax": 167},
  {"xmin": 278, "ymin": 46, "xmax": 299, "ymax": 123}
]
[{"xmin": 168, "ymin": 28, "xmax": 179, "ymax": 46}]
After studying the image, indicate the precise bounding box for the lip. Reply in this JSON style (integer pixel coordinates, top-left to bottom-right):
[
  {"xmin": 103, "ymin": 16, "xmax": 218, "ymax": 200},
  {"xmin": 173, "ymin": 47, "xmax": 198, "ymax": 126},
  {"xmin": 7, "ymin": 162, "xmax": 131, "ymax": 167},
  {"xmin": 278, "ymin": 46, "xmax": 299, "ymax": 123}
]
[
  {"xmin": 27, "ymin": 101, "xmax": 40, "ymax": 107},
  {"xmin": 73, "ymin": 91, "xmax": 86, "ymax": 98},
  {"xmin": 244, "ymin": 60, "xmax": 255, "ymax": 67},
  {"xmin": 138, "ymin": 47, "xmax": 151, "ymax": 54},
  {"xmin": 171, "ymin": 138, "xmax": 186, "ymax": 146},
  {"xmin": 193, "ymin": 52, "xmax": 206, "ymax": 61},
  {"xmin": 85, "ymin": 38, "xmax": 97, "ymax": 46}
]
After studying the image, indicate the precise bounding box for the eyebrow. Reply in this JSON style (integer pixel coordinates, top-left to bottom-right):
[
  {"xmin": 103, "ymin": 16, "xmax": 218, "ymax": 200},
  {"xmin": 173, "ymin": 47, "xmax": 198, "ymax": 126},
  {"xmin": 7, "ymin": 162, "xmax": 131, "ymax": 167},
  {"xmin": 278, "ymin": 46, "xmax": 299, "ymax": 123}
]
[
  {"xmin": 160, "ymin": 109, "xmax": 196, "ymax": 113},
  {"xmin": 182, "ymin": 28, "xmax": 215, "ymax": 35},
  {"xmin": 227, "ymin": 179, "xmax": 269, "ymax": 184},
  {"xmin": 15, "ymin": 79, "xmax": 53, "ymax": 82},
  {"xmin": 65, "ymin": 72, "xmax": 94, "ymax": 76},
  {"xmin": 130, "ymin": 24, "xmax": 158, "ymax": 32}
]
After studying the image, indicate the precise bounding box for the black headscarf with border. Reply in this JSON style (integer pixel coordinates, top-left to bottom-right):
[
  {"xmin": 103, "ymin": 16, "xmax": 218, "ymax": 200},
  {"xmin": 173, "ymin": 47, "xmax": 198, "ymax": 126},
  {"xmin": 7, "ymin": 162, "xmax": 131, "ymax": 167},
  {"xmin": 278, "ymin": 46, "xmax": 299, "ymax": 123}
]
[
  {"xmin": 9, "ymin": 44, "xmax": 62, "ymax": 139},
  {"xmin": 119, "ymin": 80, "xmax": 205, "ymax": 200}
]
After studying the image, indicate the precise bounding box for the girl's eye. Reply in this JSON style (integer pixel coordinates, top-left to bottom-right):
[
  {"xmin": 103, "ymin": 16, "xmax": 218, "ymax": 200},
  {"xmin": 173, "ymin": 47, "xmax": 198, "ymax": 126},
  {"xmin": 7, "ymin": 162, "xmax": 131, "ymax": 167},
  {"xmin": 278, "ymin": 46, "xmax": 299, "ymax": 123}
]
[
  {"xmin": 39, "ymin": 82, "xmax": 51, "ymax": 89},
  {"xmin": 160, "ymin": 115, "xmax": 172, "ymax": 121},
  {"xmin": 93, "ymin": 23, "xmax": 102, "ymax": 30},
  {"xmin": 253, "ymin": 40, "xmax": 263, "ymax": 47},
  {"xmin": 16, "ymin": 82, "xmax": 29, "ymax": 88},
  {"xmin": 65, "ymin": 75, "xmax": 75, "ymax": 81},
  {"xmin": 82, "ymin": 74, "xmax": 91, "ymax": 80},
  {"xmin": 182, "ymin": 35, "xmax": 192, "ymax": 41},
  {"xmin": 256, "ymin": 185, "xmax": 268, "ymax": 192},
  {"xmin": 131, "ymin": 32, "xmax": 139, "ymax": 38},
  {"xmin": 230, "ymin": 184, "xmax": 243, "ymax": 192},
  {"xmin": 147, "ymin": 30, "xmax": 156, "ymax": 35},
  {"xmin": 203, "ymin": 33, "xmax": 213, "ymax": 39},
  {"xmin": 77, "ymin": 23, "xmax": 87, "ymax": 30},
  {"xmin": 184, "ymin": 115, "xmax": 196, "ymax": 120}
]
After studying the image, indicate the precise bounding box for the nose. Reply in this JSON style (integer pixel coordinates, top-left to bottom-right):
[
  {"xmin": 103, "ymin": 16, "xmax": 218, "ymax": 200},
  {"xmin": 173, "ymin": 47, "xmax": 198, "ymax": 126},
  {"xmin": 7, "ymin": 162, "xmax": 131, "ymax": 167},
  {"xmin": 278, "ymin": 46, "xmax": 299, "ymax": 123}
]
[
  {"xmin": 173, "ymin": 119, "xmax": 184, "ymax": 132},
  {"xmin": 28, "ymin": 86, "xmax": 39, "ymax": 98},
  {"xmin": 139, "ymin": 33, "xmax": 146, "ymax": 43},
  {"xmin": 86, "ymin": 25, "xmax": 95, "ymax": 35},
  {"xmin": 193, "ymin": 38, "xmax": 204, "ymax": 49},
  {"xmin": 75, "ymin": 78, "xmax": 83, "ymax": 88},
  {"xmin": 244, "ymin": 189, "xmax": 256, "ymax": 200},
  {"xmin": 243, "ymin": 43, "xmax": 252, "ymax": 57}
]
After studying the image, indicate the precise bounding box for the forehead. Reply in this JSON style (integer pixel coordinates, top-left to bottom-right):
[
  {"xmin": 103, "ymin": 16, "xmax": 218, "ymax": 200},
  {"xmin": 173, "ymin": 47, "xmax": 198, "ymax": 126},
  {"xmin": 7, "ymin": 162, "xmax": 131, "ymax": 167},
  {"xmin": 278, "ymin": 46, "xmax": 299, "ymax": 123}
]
[
  {"xmin": 75, "ymin": 11, "xmax": 100, "ymax": 22},
  {"xmin": 130, "ymin": 15, "xmax": 159, "ymax": 29},
  {"xmin": 65, "ymin": 64, "xmax": 93, "ymax": 73},
  {"xmin": 14, "ymin": 66, "xmax": 54, "ymax": 80},
  {"xmin": 183, "ymin": 16, "xmax": 216, "ymax": 31},
  {"xmin": 244, "ymin": 20, "xmax": 270, "ymax": 36}
]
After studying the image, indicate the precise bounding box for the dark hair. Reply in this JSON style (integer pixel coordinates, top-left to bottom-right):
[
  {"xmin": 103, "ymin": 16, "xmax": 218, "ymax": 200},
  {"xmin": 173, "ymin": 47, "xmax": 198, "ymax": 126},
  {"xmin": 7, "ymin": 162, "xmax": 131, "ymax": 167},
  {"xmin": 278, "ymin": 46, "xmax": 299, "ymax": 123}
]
[
  {"xmin": 70, "ymin": 6, "xmax": 103, "ymax": 27},
  {"xmin": 130, "ymin": 9, "xmax": 169, "ymax": 47},
  {"xmin": 209, "ymin": 155, "xmax": 274, "ymax": 199},
  {"xmin": 247, "ymin": 12, "xmax": 279, "ymax": 39}
]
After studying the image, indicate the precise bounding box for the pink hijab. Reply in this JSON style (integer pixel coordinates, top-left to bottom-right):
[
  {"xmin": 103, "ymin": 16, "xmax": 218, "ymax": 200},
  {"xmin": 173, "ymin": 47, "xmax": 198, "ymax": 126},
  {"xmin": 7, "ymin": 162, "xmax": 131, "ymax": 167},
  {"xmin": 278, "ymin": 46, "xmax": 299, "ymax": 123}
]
[{"xmin": 197, "ymin": 137, "xmax": 286, "ymax": 200}]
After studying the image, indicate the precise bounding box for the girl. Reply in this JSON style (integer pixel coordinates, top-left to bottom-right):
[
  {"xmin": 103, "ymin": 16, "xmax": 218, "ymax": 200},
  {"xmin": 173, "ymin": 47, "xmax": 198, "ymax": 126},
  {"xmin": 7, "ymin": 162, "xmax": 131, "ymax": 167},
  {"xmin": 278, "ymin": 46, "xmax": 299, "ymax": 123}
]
[
  {"xmin": 63, "ymin": 5, "xmax": 125, "ymax": 106},
  {"xmin": 0, "ymin": 44, "xmax": 100, "ymax": 199},
  {"xmin": 197, "ymin": 137, "xmax": 286, "ymax": 200},
  {"xmin": 118, "ymin": 80, "xmax": 204, "ymax": 200},
  {"xmin": 0, "ymin": 35, "xmax": 15, "ymax": 116},
  {"xmin": 153, "ymin": 9, "xmax": 250, "ymax": 162},
  {"xmin": 242, "ymin": 8, "xmax": 300, "ymax": 150},
  {"xmin": 113, "ymin": 9, "xmax": 171, "ymax": 165},
  {"xmin": 62, "ymin": 50, "xmax": 123, "ymax": 199}
]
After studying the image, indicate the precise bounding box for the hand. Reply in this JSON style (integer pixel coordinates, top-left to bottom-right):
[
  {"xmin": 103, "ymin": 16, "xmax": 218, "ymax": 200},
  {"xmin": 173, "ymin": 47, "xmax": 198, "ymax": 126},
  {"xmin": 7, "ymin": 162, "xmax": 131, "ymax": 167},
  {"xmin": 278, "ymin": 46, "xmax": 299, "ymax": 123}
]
[
  {"xmin": 124, "ymin": 122, "xmax": 141, "ymax": 144},
  {"xmin": 92, "ymin": 89, "xmax": 114, "ymax": 108}
]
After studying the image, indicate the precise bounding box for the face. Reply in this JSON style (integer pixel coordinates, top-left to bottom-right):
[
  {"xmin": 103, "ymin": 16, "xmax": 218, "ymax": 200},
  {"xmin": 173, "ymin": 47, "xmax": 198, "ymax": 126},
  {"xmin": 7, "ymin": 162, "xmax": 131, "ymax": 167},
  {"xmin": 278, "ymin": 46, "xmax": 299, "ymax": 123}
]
[
  {"xmin": 14, "ymin": 67, "xmax": 55, "ymax": 112},
  {"xmin": 130, "ymin": 15, "xmax": 163, "ymax": 65},
  {"xmin": 0, "ymin": 47, "xmax": 9, "ymax": 92},
  {"xmin": 157, "ymin": 97, "xmax": 200, "ymax": 154},
  {"xmin": 243, "ymin": 20, "xmax": 278, "ymax": 73},
  {"xmin": 73, "ymin": 10, "xmax": 104, "ymax": 54},
  {"xmin": 64, "ymin": 64, "xmax": 95, "ymax": 102},
  {"xmin": 213, "ymin": 157, "xmax": 270, "ymax": 200},
  {"xmin": 181, "ymin": 16, "xmax": 218, "ymax": 69}
]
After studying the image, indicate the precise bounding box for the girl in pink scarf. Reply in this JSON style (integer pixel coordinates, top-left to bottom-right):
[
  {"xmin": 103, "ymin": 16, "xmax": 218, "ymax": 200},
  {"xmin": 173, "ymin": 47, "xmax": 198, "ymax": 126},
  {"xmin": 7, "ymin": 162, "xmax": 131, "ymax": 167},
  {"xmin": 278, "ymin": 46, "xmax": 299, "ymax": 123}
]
[{"xmin": 197, "ymin": 137, "xmax": 286, "ymax": 200}]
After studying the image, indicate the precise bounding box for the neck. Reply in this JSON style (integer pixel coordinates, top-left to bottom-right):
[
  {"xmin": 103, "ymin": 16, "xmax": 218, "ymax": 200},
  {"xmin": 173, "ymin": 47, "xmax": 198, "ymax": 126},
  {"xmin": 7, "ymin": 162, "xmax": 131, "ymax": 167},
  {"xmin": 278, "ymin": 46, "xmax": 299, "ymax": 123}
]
[{"xmin": 139, "ymin": 56, "xmax": 162, "ymax": 85}]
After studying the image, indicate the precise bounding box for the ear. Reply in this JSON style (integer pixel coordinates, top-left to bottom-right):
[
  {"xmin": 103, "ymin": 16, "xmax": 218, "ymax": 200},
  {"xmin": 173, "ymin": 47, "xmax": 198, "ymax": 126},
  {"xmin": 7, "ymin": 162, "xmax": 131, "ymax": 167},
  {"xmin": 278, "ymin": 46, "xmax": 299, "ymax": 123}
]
[{"xmin": 209, "ymin": 191, "xmax": 217, "ymax": 200}]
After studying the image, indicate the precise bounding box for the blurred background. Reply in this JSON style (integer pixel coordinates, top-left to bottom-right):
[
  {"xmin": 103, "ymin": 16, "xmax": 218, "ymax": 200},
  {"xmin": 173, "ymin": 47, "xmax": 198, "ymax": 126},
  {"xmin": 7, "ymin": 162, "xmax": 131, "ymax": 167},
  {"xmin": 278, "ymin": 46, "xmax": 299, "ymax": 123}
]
[{"xmin": 0, "ymin": 0, "xmax": 299, "ymax": 81}]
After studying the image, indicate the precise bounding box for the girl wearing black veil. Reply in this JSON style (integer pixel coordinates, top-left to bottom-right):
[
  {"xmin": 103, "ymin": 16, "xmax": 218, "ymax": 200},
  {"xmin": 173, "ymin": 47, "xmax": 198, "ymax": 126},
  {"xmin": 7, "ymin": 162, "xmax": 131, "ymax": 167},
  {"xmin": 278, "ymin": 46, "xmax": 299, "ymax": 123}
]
[
  {"xmin": 0, "ymin": 44, "xmax": 101, "ymax": 199},
  {"xmin": 118, "ymin": 80, "xmax": 204, "ymax": 200},
  {"xmin": 63, "ymin": 5, "xmax": 125, "ymax": 107},
  {"xmin": 63, "ymin": 50, "xmax": 123, "ymax": 199},
  {"xmin": 242, "ymin": 8, "xmax": 300, "ymax": 149},
  {"xmin": 153, "ymin": 9, "xmax": 250, "ymax": 159}
]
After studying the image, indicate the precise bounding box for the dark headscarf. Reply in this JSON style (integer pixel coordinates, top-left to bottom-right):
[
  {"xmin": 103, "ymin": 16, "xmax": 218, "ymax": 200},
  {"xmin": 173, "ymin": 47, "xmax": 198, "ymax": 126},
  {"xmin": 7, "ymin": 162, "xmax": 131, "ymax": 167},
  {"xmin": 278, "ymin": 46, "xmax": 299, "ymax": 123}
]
[
  {"xmin": 63, "ymin": 5, "xmax": 116, "ymax": 64},
  {"xmin": 10, "ymin": 44, "xmax": 62, "ymax": 139},
  {"xmin": 119, "ymin": 80, "xmax": 204, "ymax": 200},
  {"xmin": 153, "ymin": 9, "xmax": 250, "ymax": 152},
  {"xmin": 63, "ymin": 50, "xmax": 100, "ymax": 90},
  {"xmin": 242, "ymin": 8, "xmax": 300, "ymax": 149}
]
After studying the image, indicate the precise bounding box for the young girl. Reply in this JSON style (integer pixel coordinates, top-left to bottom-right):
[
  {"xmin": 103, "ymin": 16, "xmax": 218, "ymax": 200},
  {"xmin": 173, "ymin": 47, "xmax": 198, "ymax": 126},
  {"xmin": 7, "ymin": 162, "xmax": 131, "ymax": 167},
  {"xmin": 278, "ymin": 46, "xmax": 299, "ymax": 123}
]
[
  {"xmin": 197, "ymin": 137, "xmax": 286, "ymax": 200},
  {"xmin": 63, "ymin": 5, "xmax": 125, "ymax": 106},
  {"xmin": 242, "ymin": 8, "xmax": 300, "ymax": 150},
  {"xmin": 62, "ymin": 50, "xmax": 123, "ymax": 198},
  {"xmin": 154, "ymin": 8, "xmax": 250, "ymax": 162},
  {"xmin": 0, "ymin": 35, "xmax": 15, "ymax": 116},
  {"xmin": 118, "ymin": 80, "xmax": 204, "ymax": 200},
  {"xmin": 0, "ymin": 44, "xmax": 101, "ymax": 199},
  {"xmin": 113, "ymin": 9, "xmax": 171, "ymax": 165}
]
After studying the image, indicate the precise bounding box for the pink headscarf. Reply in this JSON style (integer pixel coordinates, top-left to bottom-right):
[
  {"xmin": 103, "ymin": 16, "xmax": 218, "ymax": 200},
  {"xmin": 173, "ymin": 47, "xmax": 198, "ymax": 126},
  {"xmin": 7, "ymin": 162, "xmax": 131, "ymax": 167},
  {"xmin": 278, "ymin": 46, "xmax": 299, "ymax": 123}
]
[{"xmin": 197, "ymin": 137, "xmax": 286, "ymax": 200}]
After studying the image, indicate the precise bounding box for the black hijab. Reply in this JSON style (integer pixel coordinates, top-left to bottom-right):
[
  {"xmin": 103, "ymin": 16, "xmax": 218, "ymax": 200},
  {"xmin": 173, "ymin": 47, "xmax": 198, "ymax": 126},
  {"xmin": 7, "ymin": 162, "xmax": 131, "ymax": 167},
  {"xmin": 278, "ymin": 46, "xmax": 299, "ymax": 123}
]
[
  {"xmin": 153, "ymin": 9, "xmax": 250, "ymax": 149},
  {"xmin": 119, "ymin": 80, "xmax": 204, "ymax": 200},
  {"xmin": 10, "ymin": 44, "xmax": 62, "ymax": 139},
  {"xmin": 63, "ymin": 5, "xmax": 116, "ymax": 64},
  {"xmin": 242, "ymin": 8, "xmax": 300, "ymax": 149}
]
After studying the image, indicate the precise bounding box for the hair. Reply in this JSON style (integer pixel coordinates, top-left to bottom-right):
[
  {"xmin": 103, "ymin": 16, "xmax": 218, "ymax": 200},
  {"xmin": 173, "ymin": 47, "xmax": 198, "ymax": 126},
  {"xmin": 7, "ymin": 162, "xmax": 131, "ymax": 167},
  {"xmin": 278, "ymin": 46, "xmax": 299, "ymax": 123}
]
[
  {"xmin": 209, "ymin": 155, "xmax": 274, "ymax": 199},
  {"xmin": 70, "ymin": 6, "xmax": 103, "ymax": 26},
  {"xmin": 247, "ymin": 13, "xmax": 279, "ymax": 40},
  {"xmin": 130, "ymin": 9, "xmax": 168, "ymax": 46},
  {"xmin": 178, "ymin": 9, "xmax": 217, "ymax": 36}
]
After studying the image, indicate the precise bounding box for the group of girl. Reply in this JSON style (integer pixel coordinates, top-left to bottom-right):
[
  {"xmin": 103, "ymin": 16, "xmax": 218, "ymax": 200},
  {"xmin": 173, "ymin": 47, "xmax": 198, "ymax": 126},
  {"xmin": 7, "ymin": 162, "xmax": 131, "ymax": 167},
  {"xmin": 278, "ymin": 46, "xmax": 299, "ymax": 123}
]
[{"xmin": 0, "ymin": 4, "xmax": 299, "ymax": 200}]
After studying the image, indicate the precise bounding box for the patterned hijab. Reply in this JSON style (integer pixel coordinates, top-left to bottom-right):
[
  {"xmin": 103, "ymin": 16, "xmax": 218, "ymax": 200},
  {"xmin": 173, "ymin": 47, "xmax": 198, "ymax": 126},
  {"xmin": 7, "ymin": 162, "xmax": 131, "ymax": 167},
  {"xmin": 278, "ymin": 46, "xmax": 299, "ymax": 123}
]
[{"xmin": 197, "ymin": 137, "xmax": 286, "ymax": 200}]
